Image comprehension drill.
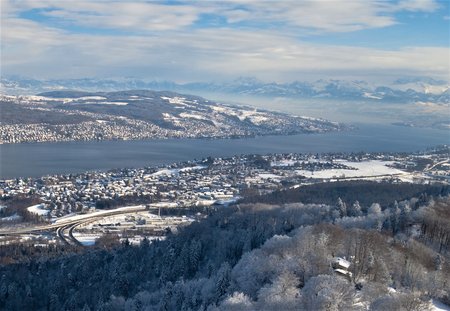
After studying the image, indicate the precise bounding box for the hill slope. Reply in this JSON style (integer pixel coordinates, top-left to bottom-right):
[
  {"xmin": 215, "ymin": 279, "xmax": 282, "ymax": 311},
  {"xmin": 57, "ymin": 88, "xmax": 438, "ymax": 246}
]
[{"xmin": 0, "ymin": 90, "xmax": 343, "ymax": 144}]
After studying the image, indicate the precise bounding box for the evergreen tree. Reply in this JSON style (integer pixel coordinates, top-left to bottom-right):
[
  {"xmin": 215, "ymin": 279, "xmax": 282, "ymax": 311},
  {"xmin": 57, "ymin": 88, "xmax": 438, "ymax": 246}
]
[
  {"xmin": 337, "ymin": 198, "xmax": 347, "ymax": 217},
  {"xmin": 214, "ymin": 262, "xmax": 232, "ymax": 303}
]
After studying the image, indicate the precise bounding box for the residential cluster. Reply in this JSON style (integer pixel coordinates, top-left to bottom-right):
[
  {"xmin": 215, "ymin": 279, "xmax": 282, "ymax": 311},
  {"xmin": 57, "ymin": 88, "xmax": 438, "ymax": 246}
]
[
  {"xmin": 0, "ymin": 93, "xmax": 342, "ymax": 144},
  {"xmin": 1, "ymin": 148, "xmax": 448, "ymax": 222}
]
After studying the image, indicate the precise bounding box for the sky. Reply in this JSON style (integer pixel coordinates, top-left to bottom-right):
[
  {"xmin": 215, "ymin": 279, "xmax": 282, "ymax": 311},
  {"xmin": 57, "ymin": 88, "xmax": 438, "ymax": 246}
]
[{"xmin": 1, "ymin": 0, "xmax": 449, "ymax": 83}]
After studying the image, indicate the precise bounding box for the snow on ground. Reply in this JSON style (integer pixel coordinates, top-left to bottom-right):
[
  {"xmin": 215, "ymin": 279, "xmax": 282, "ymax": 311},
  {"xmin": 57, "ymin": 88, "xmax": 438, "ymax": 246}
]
[
  {"xmin": 236, "ymin": 110, "xmax": 256, "ymax": 121},
  {"xmin": 298, "ymin": 115, "xmax": 321, "ymax": 121},
  {"xmin": 0, "ymin": 213, "xmax": 21, "ymax": 222},
  {"xmin": 387, "ymin": 287, "xmax": 397, "ymax": 293},
  {"xmin": 196, "ymin": 199, "xmax": 216, "ymax": 206},
  {"xmin": 161, "ymin": 96, "xmax": 188, "ymax": 105},
  {"xmin": 179, "ymin": 112, "xmax": 208, "ymax": 121},
  {"xmin": 25, "ymin": 95, "xmax": 63, "ymax": 102},
  {"xmin": 247, "ymin": 115, "xmax": 269, "ymax": 124},
  {"xmin": 211, "ymin": 105, "xmax": 271, "ymax": 125},
  {"xmin": 431, "ymin": 299, "xmax": 450, "ymax": 311},
  {"xmin": 0, "ymin": 205, "xmax": 6, "ymax": 211},
  {"xmin": 26, "ymin": 95, "xmax": 108, "ymax": 102},
  {"xmin": 271, "ymin": 159, "xmax": 297, "ymax": 167},
  {"xmin": 152, "ymin": 165, "xmax": 206, "ymax": 176},
  {"xmin": 295, "ymin": 160, "xmax": 407, "ymax": 179},
  {"xmin": 78, "ymin": 96, "xmax": 107, "ymax": 101},
  {"xmin": 82, "ymin": 101, "xmax": 128, "ymax": 106},
  {"xmin": 179, "ymin": 165, "xmax": 206, "ymax": 172},
  {"xmin": 128, "ymin": 96, "xmax": 141, "ymax": 101},
  {"xmin": 162, "ymin": 113, "xmax": 181, "ymax": 125},
  {"xmin": 27, "ymin": 203, "xmax": 50, "ymax": 216},
  {"xmin": 211, "ymin": 106, "xmax": 227, "ymax": 113},
  {"xmin": 233, "ymin": 110, "xmax": 270, "ymax": 124},
  {"xmin": 72, "ymin": 234, "xmax": 100, "ymax": 246},
  {"xmin": 152, "ymin": 168, "xmax": 178, "ymax": 176},
  {"xmin": 120, "ymin": 236, "xmax": 165, "ymax": 246}
]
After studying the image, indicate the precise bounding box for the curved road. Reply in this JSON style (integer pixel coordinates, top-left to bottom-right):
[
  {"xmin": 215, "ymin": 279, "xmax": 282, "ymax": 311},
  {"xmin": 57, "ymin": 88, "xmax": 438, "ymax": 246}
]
[
  {"xmin": 0, "ymin": 206, "xmax": 147, "ymax": 245},
  {"xmin": 57, "ymin": 223, "xmax": 83, "ymax": 246}
]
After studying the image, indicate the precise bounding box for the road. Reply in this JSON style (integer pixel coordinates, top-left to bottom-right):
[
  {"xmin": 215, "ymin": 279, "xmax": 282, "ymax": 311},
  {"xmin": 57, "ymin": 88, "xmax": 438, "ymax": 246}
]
[
  {"xmin": 425, "ymin": 159, "xmax": 449, "ymax": 172},
  {"xmin": 0, "ymin": 205, "xmax": 147, "ymax": 245},
  {"xmin": 56, "ymin": 223, "xmax": 83, "ymax": 246}
]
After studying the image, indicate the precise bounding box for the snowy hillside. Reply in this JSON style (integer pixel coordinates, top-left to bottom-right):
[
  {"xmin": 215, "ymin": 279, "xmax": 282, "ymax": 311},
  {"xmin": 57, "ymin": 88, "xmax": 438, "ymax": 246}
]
[{"xmin": 0, "ymin": 90, "xmax": 343, "ymax": 144}]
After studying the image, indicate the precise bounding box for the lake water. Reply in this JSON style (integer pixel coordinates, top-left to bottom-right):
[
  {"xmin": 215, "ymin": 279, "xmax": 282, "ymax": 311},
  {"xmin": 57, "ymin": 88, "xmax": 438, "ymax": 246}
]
[{"xmin": 0, "ymin": 123, "xmax": 448, "ymax": 179}]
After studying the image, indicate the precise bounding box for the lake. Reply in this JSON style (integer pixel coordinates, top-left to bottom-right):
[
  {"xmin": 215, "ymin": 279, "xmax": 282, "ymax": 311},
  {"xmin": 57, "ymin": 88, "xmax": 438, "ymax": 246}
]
[{"xmin": 0, "ymin": 123, "xmax": 448, "ymax": 179}]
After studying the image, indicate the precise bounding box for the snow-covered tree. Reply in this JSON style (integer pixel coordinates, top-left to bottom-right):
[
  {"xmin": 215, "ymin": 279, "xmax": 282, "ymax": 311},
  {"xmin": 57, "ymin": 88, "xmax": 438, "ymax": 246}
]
[
  {"xmin": 348, "ymin": 200, "xmax": 362, "ymax": 217},
  {"xmin": 301, "ymin": 275, "xmax": 355, "ymax": 311},
  {"xmin": 256, "ymin": 271, "xmax": 301, "ymax": 310},
  {"xmin": 337, "ymin": 198, "xmax": 347, "ymax": 217},
  {"xmin": 217, "ymin": 292, "xmax": 254, "ymax": 311},
  {"xmin": 214, "ymin": 263, "xmax": 232, "ymax": 303}
]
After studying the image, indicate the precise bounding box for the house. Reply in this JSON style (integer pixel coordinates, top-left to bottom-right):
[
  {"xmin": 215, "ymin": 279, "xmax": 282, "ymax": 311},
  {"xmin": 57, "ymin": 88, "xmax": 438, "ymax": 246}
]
[
  {"xmin": 332, "ymin": 257, "xmax": 352, "ymax": 279},
  {"xmin": 332, "ymin": 257, "xmax": 351, "ymax": 270}
]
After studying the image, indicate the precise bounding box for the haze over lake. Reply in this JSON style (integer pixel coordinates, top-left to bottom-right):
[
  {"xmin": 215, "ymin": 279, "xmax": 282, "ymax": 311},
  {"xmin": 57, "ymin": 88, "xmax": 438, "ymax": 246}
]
[{"xmin": 0, "ymin": 123, "xmax": 448, "ymax": 179}]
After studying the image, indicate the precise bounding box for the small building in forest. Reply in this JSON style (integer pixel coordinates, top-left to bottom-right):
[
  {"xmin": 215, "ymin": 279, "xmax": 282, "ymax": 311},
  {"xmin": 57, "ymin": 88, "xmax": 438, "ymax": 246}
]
[{"xmin": 332, "ymin": 257, "xmax": 352, "ymax": 279}]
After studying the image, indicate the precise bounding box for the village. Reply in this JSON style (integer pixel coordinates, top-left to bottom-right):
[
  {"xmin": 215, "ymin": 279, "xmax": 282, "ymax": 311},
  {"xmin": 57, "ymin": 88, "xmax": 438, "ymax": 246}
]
[
  {"xmin": 0, "ymin": 93, "xmax": 342, "ymax": 144},
  {"xmin": 1, "ymin": 147, "xmax": 448, "ymax": 223}
]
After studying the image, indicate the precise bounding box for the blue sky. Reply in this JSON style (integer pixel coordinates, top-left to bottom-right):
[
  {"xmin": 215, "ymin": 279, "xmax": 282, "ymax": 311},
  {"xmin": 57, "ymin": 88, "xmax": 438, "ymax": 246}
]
[{"xmin": 2, "ymin": 0, "xmax": 449, "ymax": 83}]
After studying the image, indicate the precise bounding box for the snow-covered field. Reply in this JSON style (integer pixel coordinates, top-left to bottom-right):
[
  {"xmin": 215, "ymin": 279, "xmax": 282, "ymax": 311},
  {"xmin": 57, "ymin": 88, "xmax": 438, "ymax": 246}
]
[
  {"xmin": 27, "ymin": 203, "xmax": 50, "ymax": 216},
  {"xmin": 295, "ymin": 160, "xmax": 406, "ymax": 179},
  {"xmin": 179, "ymin": 112, "xmax": 209, "ymax": 121},
  {"xmin": 151, "ymin": 165, "xmax": 206, "ymax": 177},
  {"xmin": 161, "ymin": 96, "xmax": 191, "ymax": 106},
  {"xmin": 24, "ymin": 95, "xmax": 108, "ymax": 103},
  {"xmin": 212, "ymin": 106, "xmax": 270, "ymax": 124}
]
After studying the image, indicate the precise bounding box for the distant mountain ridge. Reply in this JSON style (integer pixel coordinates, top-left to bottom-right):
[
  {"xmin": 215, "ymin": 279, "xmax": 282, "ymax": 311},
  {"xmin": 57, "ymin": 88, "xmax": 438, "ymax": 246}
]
[{"xmin": 1, "ymin": 76, "xmax": 449, "ymax": 104}]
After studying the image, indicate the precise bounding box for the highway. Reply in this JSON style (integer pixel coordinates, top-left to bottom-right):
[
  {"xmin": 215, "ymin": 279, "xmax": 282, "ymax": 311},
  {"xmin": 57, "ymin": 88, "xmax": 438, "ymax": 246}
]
[
  {"xmin": 425, "ymin": 159, "xmax": 450, "ymax": 172},
  {"xmin": 56, "ymin": 223, "xmax": 83, "ymax": 246},
  {"xmin": 0, "ymin": 205, "xmax": 147, "ymax": 245}
]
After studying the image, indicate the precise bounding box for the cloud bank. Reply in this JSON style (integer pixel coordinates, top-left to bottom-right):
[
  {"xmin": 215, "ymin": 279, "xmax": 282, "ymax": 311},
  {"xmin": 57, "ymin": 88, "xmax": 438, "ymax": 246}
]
[{"xmin": 1, "ymin": 0, "xmax": 449, "ymax": 83}]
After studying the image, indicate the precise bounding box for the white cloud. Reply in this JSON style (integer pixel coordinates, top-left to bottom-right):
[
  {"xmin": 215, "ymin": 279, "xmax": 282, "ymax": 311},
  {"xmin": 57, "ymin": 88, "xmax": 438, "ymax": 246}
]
[
  {"xmin": 2, "ymin": 0, "xmax": 442, "ymax": 33},
  {"xmin": 396, "ymin": 0, "xmax": 440, "ymax": 12},
  {"xmin": 2, "ymin": 0, "xmax": 208, "ymax": 31},
  {"xmin": 218, "ymin": 1, "xmax": 399, "ymax": 33},
  {"xmin": 2, "ymin": 23, "xmax": 449, "ymax": 82},
  {"xmin": 1, "ymin": 0, "xmax": 448, "ymax": 82},
  {"xmin": 41, "ymin": 2, "xmax": 204, "ymax": 31}
]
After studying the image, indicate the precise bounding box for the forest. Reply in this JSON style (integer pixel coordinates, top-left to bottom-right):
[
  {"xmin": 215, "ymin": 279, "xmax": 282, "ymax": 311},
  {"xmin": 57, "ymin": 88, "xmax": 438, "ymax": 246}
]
[{"xmin": 0, "ymin": 182, "xmax": 449, "ymax": 310}]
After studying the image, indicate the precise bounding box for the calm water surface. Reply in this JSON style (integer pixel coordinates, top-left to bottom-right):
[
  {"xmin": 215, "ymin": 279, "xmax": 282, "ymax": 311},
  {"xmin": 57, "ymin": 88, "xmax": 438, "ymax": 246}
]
[{"xmin": 0, "ymin": 123, "xmax": 448, "ymax": 179}]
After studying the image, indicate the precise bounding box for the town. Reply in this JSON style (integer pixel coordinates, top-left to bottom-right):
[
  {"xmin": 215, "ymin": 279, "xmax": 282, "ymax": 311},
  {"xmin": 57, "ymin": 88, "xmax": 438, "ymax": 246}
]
[
  {"xmin": 0, "ymin": 146, "xmax": 448, "ymax": 247},
  {"xmin": 0, "ymin": 92, "xmax": 343, "ymax": 144}
]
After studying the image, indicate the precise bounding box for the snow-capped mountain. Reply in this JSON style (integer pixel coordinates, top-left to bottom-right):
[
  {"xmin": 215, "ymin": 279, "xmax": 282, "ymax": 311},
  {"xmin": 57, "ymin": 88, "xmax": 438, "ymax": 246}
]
[
  {"xmin": 1, "ymin": 76, "xmax": 448, "ymax": 104},
  {"xmin": 391, "ymin": 77, "xmax": 450, "ymax": 95}
]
